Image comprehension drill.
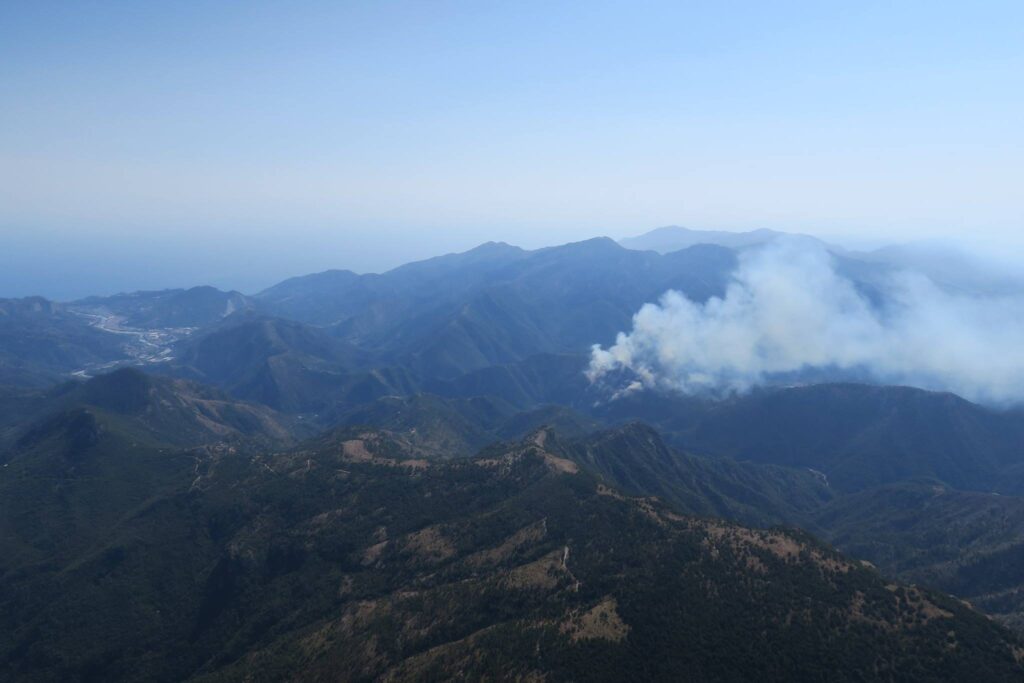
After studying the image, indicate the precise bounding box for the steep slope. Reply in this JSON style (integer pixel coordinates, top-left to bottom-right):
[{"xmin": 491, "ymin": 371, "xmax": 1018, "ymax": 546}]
[
  {"xmin": 34, "ymin": 367, "xmax": 299, "ymax": 449},
  {"xmin": 255, "ymin": 240, "xmax": 738, "ymax": 380},
  {"xmin": 0, "ymin": 368, "xmax": 299, "ymax": 615},
  {"xmin": 653, "ymin": 384, "xmax": 1024, "ymax": 493},
  {"xmin": 1, "ymin": 428, "xmax": 1021, "ymax": 681},
  {"xmin": 815, "ymin": 482, "xmax": 1024, "ymax": 630},
  {"xmin": 564, "ymin": 423, "xmax": 833, "ymax": 527},
  {"xmin": 73, "ymin": 286, "xmax": 253, "ymax": 329},
  {"xmin": 386, "ymin": 240, "xmax": 737, "ymax": 379},
  {"xmin": 429, "ymin": 352, "xmax": 592, "ymax": 408},
  {"xmin": 494, "ymin": 403, "xmax": 603, "ymax": 441},
  {"xmin": 170, "ymin": 315, "xmax": 370, "ymax": 412},
  {"xmin": 173, "ymin": 240, "xmax": 740, "ymax": 405},
  {"xmin": 329, "ymin": 393, "xmax": 516, "ymax": 458},
  {"xmin": 0, "ymin": 407, "xmax": 200, "ymax": 574},
  {"xmin": 329, "ymin": 393, "xmax": 603, "ymax": 459},
  {"xmin": 0, "ymin": 296, "xmax": 126, "ymax": 386},
  {"xmin": 250, "ymin": 269, "xmax": 363, "ymax": 324},
  {"xmin": 256, "ymin": 241, "xmax": 530, "ymax": 327},
  {"xmin": 582, "ymin": 390, "xmax": 1024, "ymax": 630},
  {"xmin": 0, "ymin": 383, "xmax": 49, "ymax": 450}
]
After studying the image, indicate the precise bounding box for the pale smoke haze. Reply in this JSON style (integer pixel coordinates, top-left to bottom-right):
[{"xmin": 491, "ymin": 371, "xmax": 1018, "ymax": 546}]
[{"xmin": 588, "ymin": 239, "xmax": 1024, "ymax": 405}]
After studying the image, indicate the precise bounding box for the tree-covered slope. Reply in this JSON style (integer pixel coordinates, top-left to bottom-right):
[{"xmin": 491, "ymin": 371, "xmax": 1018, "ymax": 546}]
[
  {"xmin": 35, "ymin": 367, "xmax": 300, "ymax": 449},
  {"xmin": 0, "ymin": 297, "xmax": 126, "ymax": 387},
  {"xmin": 73, "ymin": 286, "xmax": 253, "ymax": 329},
  {"xmin": 624, "ymin": 383, "xmax": 1024, "ymax": 494},
  {"xmin": 256, "ymin": 240, "xmax": 737, "ymax": 380},
  {"xmin": 814, "ymin": 481, "xmax": 1024, "ymax": 630},
  {"xmin": 564, "ymin": 422, "xmax": 833, "ymax": 527},
  {"xmin": 2, "ymin": 427, "xmax": 1022, "ymax": 681}
]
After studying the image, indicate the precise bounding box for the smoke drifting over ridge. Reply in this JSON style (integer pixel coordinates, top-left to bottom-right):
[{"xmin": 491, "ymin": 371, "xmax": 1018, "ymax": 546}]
[{"xmin": 588, "ymin": 239, "xmax": 1024, "ymax": 405}]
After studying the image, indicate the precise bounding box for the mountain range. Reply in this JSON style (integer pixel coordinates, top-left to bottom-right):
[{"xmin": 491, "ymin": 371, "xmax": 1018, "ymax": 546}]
[
  {"xmin": 3, "ymin": 398, "xmax": 1021, "ymax": 680},
  {"xmin": 2, "ymin": 227, "xmax": 1024, "ymax": 679}
]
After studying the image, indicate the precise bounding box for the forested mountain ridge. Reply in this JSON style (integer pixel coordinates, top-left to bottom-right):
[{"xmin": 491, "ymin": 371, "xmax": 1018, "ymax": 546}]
[
  {"xmin": 4, "ymin": 233, "xmax": 1024, "ymax": 679},
  {"xmin": 3, "ymin": 423, "xmax": 1022, "ymax": 681}
]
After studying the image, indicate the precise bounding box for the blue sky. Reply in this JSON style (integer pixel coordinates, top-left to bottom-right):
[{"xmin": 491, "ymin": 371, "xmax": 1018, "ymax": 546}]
[{"xmin": 1, "ymin": 1, "xmax": 1022, "ymax": 298}]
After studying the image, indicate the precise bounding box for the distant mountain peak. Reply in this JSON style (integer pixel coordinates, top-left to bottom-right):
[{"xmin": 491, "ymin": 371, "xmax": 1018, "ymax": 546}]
[
  {"xmin": 619, "ymin": 226, "xmax": 826, "ymax": 254},
  {"xmin": 467, "ymin": 240, "xmax": 522, "ymax": 253},
  {"xmin": 566, "ymin": 235, "xmax": 619, "ymax": 248},
  {"xmin": 0, "ymin": 295, "xmax": 62, "ymax": 316},
  {"xmin": 537, "ymin": 236, "xmax": 623, "ymax": 258}
]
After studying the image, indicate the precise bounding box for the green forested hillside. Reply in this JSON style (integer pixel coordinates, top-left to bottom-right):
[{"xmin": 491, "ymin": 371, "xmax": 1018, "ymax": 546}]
[
  {"xmin": 3, "ymin": 423, "xmax": 1021, "ymax": 681},
  {"xmin": 3, "ymin": 235, "xmax": 1024, "ymax": 681}
]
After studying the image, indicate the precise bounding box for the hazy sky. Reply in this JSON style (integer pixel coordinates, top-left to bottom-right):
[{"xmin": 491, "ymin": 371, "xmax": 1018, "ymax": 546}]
[{"xmin": 2, "ymin": 1, "xmax": 1022, "ymax": 298}]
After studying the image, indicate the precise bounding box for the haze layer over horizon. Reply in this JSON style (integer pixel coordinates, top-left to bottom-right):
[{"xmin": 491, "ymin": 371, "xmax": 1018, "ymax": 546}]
[{"xmin": 2, "ymin": 2, "xmax": 1022, "ymax": 297}]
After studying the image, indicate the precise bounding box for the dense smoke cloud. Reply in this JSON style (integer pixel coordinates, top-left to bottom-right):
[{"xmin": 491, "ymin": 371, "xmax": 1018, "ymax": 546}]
[{"xmin": 588, "ymin": 239, "xmax": 1024, "ymax": 405}]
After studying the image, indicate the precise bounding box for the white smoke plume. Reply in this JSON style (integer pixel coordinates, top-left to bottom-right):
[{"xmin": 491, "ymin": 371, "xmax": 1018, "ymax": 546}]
[{"xmin": 588, "ymin": 239, "xmax": 1024, "ymax": 405}]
